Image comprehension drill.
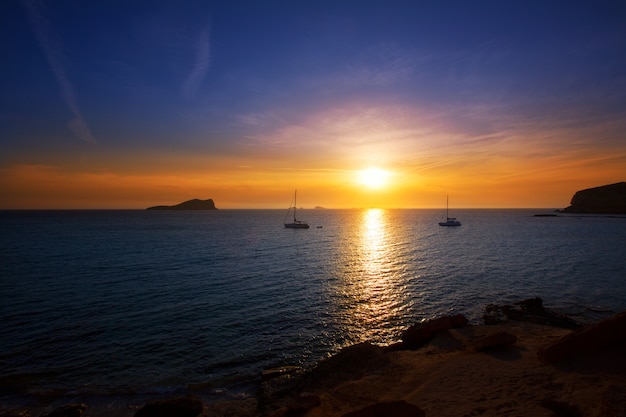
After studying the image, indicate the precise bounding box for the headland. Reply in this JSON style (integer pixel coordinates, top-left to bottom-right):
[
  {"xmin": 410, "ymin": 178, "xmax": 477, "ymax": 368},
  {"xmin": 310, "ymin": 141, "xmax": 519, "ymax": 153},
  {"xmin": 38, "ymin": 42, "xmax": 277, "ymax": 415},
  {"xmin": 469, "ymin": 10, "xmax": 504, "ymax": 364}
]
[{"xmin": 560, "ymin": 182, "xmax": 626, "ymax": 214}]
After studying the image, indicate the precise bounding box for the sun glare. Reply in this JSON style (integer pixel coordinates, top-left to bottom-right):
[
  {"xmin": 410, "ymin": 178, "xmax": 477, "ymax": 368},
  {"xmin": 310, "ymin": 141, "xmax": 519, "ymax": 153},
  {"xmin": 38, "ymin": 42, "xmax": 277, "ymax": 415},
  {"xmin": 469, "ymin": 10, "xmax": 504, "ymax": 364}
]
[{"xmin": 357, "ymin": 168, "xmax": 391, "ymax": 189}]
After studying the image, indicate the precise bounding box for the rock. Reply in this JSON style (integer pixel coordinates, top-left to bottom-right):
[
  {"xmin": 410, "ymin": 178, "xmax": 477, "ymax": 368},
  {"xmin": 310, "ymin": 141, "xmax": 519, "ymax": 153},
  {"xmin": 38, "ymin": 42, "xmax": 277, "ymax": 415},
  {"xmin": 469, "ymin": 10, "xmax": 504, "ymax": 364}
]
[
  {"xmin": 264, "ymin": 392, "xmax": 321, "ymax": 417},
  {"xmin": 597, "ymin": 385, "xmax": 626, "ymax": 417},
  {"xmin": 203, "ymin": 398, "xmax": 257, "ymax": 417},
  {"xmin": 450, "ymin": 314, "xmax": 469, "ymax": 327},
  {"xmin": 483, "ymin": 297, "xmax": 581, "ymax": 329},
  {"xmin": 40, "ymin": 404, "xmax": 87, "ymax": 417},
  {"xmin": 538, "ymin": 310, "xmax": 626, "ymax": 364},
  {"xmin": 301, "ymin": 342, "xmax": 389, "ymax": 390},
  {"xmin": 341, "ymin": 400, "xmax": 426, "ymax": 417},
  {"xmin": 287, "ymin": 392, "xmax": 322, "ymax": 415},
  {"xmin": 383, "ymin": 341, "xmax": 405, "ymax": 352},
  {"xmin": 560, "ymin": 182, "xmax": 626, "ymax": 214},
  {"xmin": 540, "ymin": 398, "xmax": 582, "ymax": 417},
  {"xmin": 474, "ymin": 331, "xmax": 517, "ymax": 351},
  {"xmin": 0, "ymin": 373, "xmax": 46, "ymax": 395},
  {"xmin": 134, "ymin": 395, "xmax": 203, "ymax": 417},
  {"xmin": 147, "ymin": 198, "xmax": 217, "ymax": 210},
  {"xmin": 280, "ymin": 393, "xmax": 322, "ymax": 417},
  {"xmin": 0, "ymin": 409, "xmax": 30, "ymax": 417},
  {"xmin": 260, "ymin": 367, "xmax": 306, "ymax": 407},
  {"xmin": 401, "ymin": 314, "xmax": 468, "ymax": 349}
]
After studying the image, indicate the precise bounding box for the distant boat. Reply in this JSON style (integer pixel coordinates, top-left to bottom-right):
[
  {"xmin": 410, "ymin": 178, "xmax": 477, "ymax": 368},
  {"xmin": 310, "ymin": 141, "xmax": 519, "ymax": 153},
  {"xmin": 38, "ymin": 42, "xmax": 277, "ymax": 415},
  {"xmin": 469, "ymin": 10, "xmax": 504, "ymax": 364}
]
[
  {"xmin": 284, "ymin": 190, "xmax": 310, "ymax": 229},
  {"xmin": 439, "ymin": 195, "xmax": 461, "ymax": 226}
]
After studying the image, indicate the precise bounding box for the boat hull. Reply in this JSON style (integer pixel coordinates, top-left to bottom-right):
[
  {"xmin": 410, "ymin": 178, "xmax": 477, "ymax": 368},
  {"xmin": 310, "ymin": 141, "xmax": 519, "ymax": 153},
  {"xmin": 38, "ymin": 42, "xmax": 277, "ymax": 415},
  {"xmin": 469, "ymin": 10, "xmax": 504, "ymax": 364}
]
[
  {"xmin": 285, "ymin": 222, "xmax": 310, "ymax": 229},
  {"xmin": 439, "ymin": 220, "xmax": 461, "ymax": 226}
]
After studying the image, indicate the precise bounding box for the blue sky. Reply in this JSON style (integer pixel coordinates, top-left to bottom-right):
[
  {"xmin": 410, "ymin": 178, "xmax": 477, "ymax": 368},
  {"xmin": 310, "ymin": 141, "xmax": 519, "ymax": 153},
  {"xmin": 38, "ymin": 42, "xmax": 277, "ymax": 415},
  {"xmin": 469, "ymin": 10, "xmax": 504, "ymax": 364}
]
[{"xmin": 2, "ymin": 1, "xmax": 626, "ymax": 208}]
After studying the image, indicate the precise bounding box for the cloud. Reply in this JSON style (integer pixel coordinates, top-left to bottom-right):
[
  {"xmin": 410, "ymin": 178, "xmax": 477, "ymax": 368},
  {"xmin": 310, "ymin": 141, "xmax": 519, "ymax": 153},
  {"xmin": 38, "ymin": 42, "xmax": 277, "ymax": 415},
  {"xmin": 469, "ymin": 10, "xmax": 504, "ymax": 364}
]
[
  {"xmin": 68, "ymin": 117, "xmax": 97, "ymax": 144},
  {"xmin": 337, "ymin": 43, "xmax": 419, "ymax": 86},
  {"xmin": 22, "ymin": 0, "xmax": 97, "ymax": 144},
  {"xmin": 181, "ymin": 23, "xmax": 211, "ymax": 100}
]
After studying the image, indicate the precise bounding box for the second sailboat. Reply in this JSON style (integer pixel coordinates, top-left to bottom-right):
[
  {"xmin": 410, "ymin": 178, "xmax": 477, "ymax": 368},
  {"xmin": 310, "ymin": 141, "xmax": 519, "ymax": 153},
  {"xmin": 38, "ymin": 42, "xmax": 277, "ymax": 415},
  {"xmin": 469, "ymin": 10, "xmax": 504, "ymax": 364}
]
[{"xmin": 284, "ymin": 190, "xmax": 310, "ymax": 228}]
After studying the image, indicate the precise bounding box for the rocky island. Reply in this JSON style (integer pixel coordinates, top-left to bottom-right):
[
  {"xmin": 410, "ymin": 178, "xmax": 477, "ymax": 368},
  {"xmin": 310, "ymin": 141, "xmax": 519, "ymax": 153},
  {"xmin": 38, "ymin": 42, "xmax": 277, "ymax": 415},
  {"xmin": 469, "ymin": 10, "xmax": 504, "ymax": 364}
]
[
  {"xmin": 560, "ymin": 182, "xmax": 626, "ymax": 214},
  {"xmin": 147, "ymin": 198, "xmax": 217, "ymax": 210}
]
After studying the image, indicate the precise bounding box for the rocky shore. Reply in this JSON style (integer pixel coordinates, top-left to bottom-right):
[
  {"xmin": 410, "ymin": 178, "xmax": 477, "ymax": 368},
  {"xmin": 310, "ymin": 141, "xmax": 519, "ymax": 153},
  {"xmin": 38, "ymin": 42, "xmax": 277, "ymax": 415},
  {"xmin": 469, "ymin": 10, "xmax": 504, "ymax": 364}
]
[{"xmin": 2, "ymin": 298, "xmax": 625, "ymax": 417}]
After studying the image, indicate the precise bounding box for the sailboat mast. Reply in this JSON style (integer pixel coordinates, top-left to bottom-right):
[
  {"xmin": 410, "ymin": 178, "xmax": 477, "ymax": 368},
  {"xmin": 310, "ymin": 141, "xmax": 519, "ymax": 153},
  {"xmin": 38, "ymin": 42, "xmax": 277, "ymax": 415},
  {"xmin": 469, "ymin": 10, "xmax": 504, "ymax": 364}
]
[
  {"xmin": 294, "ymin": 190, "xmax": 297, "ymax": 221},
  {"xmin": 446, "ymin": 195, "xmax": 449, "ymax": 219}
]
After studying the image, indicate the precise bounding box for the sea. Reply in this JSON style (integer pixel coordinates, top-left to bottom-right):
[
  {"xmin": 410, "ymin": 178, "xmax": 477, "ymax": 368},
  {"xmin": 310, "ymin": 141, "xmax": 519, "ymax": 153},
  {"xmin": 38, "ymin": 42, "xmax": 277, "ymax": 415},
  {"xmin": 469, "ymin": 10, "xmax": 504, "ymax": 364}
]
[{"xmin": 1, "ymin": 209, "xmax": 626, "ymax": 414}]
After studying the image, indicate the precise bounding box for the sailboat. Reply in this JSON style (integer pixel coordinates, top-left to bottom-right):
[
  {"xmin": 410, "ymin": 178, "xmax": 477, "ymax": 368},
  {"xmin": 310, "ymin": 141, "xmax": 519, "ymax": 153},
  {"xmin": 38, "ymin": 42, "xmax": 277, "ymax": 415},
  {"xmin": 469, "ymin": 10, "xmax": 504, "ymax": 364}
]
[
  {"xmin": 439, "ymin": 195, "xmax": 461, "ymax": 226},
  {"xmin": 284, "ymin": 190, "xmax": 310, "ymax": 229}
]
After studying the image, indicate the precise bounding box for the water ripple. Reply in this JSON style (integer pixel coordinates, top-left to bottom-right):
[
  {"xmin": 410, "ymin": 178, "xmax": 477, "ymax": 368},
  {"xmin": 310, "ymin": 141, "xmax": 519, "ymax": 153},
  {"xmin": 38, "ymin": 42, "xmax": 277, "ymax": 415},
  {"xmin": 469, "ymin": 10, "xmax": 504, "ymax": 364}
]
[{"xmin": 1, "ymin": 209, "xmax": 625, "ymax": 398}]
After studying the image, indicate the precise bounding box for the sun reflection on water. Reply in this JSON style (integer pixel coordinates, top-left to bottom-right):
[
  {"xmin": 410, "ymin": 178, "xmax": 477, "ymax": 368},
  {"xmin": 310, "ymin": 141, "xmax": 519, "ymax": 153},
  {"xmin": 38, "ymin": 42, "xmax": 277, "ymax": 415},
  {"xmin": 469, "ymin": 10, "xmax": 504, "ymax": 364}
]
[
  {"xmin": 335, "ymin": 208, "xmax": 412, "ymax": 345},
  {"xmin": 361, "ymin": 208, "xmax": 388, "ymax": 278}
]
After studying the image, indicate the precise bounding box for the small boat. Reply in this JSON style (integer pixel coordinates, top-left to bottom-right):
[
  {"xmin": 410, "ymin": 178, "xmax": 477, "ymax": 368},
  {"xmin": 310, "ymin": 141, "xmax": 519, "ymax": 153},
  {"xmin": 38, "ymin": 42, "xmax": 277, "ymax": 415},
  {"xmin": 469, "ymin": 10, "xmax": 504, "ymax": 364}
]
[
  {"xmin": 284, "ymin": 190, "xmax": 310, "ymax": 229},
  {"xmin": 439, "ymin": 195, "xmax": 461, "ymax": 226}
]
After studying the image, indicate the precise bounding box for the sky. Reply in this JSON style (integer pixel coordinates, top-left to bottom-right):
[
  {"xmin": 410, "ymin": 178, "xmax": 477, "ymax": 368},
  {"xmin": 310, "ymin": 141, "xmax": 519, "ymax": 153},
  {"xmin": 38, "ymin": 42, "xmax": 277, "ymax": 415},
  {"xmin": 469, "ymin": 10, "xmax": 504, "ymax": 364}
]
[{"xmin": 1, "ymin": 1, "xmax": 625, "ymax": 209}]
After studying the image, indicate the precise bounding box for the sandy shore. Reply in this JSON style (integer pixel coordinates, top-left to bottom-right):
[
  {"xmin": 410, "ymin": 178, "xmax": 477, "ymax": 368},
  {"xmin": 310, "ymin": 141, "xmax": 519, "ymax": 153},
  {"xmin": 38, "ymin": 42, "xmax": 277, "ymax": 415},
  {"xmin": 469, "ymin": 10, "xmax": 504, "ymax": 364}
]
[
  {"xmin": 291, "ymin": 322, "xmax": 623, "ymax": 417},
  {"xmin": 199, "ymin": 316, "xmax": 626, "ymax": 417},
  {"xmin": 3, "ymin": 314, "xmax": 625, "ymax": 417}
]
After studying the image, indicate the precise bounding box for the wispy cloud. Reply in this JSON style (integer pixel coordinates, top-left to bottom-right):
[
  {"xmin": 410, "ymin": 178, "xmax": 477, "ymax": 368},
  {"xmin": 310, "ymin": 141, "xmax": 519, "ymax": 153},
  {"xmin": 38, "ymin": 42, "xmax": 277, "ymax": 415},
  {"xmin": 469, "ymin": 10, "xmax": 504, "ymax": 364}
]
[
  {"xmin": 22, "ymin": 0, "xmax": 97, "ymax": 144},
  {"xmin": 344, "ymin": 43, "xmax": 418, "ymax": 86},
  {"xmin": 181, "ymin": 23, "xmax": 211, "ymax": 100}
]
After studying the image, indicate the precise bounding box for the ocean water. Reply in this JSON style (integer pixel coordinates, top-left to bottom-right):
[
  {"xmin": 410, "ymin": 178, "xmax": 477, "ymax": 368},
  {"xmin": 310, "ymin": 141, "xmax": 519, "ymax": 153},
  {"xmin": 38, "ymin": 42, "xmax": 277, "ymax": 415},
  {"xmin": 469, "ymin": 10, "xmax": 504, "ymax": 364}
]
[{"xmin": 1, "ymin": 209, "xmax": 626, "ymax": 411}]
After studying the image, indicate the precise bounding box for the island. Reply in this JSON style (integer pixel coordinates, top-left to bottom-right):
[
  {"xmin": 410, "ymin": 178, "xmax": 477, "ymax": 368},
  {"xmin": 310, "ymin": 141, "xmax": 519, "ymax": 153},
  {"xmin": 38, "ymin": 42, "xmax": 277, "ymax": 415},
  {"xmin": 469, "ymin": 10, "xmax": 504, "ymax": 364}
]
[
  {"xmin": 146, "ymin": 198, "xmax": 218, "ymax": 210},
  {"xmin": 560, "ymin": 182, "xmax": 626, "ymax": 214}
]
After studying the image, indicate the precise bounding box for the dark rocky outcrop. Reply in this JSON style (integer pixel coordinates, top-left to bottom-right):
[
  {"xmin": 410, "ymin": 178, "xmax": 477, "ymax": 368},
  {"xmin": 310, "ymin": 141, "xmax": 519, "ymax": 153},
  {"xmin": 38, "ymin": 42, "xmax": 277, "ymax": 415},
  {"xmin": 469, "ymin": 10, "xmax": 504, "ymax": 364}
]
[
  {"xmin": 300, "ymin": 342, "xmax": 390, "ymax": 390},
  {"xmin": 539, "ymin": 398, "xmax": 582, "ymax": 417},
  {"xmin": 262, "ymin": 343, "xmax": 389, "ymax": 416},
  {"xmin": 147, "ymin": 199, "xmax": 217, "ymax": 210},
  {"xmin": 134, "ymin": 395, "xmax": 203, "ymax": 417},
  {"xmin": 0, "ymin": 409, "xmax": 30, "ymax": 417},
  {"xmin": 341, "ymin": 400, "xmax": 426, "ymax": 417},
  {"xmin": 260, "ymin": 367, "xmax": 307, "ymax": 408},
  {"xmin": 537, "ymin": 310, "xmax": 626, "ymax": 364},
  {"xmin": 40, "ymin": 404, "xmax": 87, "ymax": 417},
  {"xmin": 598, "ymin": 385, "xmax": 626, "ymax": 417},
  {"xmin": 482, "ymin": 297, "xmax": 582, "ymax": 329},
  {"xmin": 474, "ymin": 331, "xmax": 518, "ymax": 351},
  {"xmin": 560, "ymin": 182, "xmax": 626, "ymax": 214},
  {"xmin": 401, "ymin": 314, "xmax": 468, "ymax": 350},
  {"xmin": 267, "ymin": 393, "xmax": 322, "ymax": 417}
]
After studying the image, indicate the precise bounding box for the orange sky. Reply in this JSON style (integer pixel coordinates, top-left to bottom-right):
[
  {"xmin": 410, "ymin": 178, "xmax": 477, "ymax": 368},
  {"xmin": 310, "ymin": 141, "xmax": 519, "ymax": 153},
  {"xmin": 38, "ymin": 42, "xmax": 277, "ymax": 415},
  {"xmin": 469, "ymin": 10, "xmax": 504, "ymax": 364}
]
[
  {"xmin": 2, "ymin": 116, "xmax": 624, "ymax": 209},
  {"xmin": 3, "ymin": 2, "xmax": 625, "ymax": 209}
]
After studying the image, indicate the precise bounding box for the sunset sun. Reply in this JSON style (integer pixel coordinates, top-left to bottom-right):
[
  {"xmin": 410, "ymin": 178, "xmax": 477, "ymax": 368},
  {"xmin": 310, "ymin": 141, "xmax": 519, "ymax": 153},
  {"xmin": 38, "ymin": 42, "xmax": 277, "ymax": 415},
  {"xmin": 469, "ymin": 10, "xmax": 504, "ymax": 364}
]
[{"xmin": 357, "ymin": 168, "xmax": 391, "ymax": 189}]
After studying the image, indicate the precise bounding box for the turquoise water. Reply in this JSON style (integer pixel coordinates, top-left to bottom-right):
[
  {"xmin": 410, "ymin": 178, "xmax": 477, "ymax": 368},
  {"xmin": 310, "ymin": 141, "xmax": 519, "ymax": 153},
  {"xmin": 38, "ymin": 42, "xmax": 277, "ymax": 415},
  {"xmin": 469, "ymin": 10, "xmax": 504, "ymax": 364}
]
[{"xmin": 1, "ymin": 209, "xmax": 625, "ymax": 410}]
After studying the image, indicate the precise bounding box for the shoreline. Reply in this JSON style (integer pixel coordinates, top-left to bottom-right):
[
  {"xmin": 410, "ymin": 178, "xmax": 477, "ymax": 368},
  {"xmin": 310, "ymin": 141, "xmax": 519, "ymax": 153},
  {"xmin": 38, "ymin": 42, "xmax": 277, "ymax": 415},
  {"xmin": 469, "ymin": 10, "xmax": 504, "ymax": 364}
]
[{"xmin": 2, "ymin": 299, "xmax": 625, "ymax": 417}]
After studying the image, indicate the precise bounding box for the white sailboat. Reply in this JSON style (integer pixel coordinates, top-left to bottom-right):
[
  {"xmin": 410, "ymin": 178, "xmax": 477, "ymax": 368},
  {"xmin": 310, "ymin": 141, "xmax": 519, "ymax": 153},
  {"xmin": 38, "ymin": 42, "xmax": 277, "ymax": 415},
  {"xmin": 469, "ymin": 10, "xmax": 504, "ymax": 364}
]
[
  {"xmin": 439, "ymin": 195, "xmax": 461, "ymax": 226},
  {"xmin": 284, "ymin": 190, "xmax": 310, "ymax": 229}
]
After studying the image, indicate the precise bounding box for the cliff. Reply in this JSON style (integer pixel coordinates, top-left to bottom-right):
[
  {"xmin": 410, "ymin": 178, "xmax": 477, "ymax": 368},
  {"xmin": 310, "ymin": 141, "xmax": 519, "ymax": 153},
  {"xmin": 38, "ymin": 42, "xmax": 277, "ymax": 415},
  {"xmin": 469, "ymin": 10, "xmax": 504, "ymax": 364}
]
[
  {"xmin": 147, "ymin": 198, "xmax": 217, "ymax": 210},
  {"xmin": 560, "ymin": 182, "xmax": 626, "ymax": 214}
]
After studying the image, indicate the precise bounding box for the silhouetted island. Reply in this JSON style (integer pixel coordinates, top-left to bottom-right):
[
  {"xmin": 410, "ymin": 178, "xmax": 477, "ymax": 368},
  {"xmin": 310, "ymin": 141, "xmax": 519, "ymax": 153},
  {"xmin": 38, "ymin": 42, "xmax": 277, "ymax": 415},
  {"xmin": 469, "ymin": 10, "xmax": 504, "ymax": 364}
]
[
  {"xmin": 147, "ymin": 198, "xmax": 217, "ymax": 210},
  {"xmin": 560, "ymin": 182, "xmax": 626, "ymax": 214}
]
